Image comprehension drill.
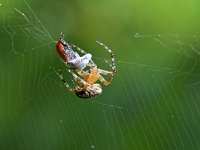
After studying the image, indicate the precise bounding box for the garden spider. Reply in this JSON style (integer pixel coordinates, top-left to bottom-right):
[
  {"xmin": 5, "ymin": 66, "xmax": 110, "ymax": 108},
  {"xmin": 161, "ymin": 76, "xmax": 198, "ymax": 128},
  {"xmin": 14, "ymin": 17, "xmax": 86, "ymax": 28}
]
[
  {"xmin": 57, "ymin": 41, "xmax": 116, "ymax": 98},
  {"xmin": 56, "ymin": 33, "xmax": 93, "ymax": 70}
]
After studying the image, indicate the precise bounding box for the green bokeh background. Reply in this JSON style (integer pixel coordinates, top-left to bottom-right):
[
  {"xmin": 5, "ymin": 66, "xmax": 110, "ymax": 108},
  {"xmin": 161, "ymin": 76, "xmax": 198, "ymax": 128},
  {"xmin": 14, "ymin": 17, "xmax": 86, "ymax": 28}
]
[{"xmin": 1, "ymin": 0, "xmax": 200, "ymax": 149}]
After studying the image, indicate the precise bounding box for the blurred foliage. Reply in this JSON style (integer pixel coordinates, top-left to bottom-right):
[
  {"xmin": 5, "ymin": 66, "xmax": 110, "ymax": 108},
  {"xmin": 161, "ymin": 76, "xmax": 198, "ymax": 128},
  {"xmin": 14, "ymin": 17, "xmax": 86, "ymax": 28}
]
[{"xmin": 0, "ymin": 0, "xmax": 200, "ymax": 149}]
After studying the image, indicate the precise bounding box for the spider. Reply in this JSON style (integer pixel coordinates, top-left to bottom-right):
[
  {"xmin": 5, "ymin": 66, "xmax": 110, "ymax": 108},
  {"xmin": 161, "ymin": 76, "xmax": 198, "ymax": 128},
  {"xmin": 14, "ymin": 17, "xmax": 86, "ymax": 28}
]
[
  {"xmin": 57, "ymin": 41, "xmax": 116, "ymax": 99},
  {"xmin": 56, "ymin": 33, "xmax": 94, "ymax": 70}
]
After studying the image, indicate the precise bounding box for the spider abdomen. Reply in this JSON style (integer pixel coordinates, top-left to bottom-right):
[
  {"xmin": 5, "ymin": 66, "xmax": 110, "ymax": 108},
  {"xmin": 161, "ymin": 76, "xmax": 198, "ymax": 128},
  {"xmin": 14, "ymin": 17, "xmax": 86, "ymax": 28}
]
[{"xmin": 75, "ymin": 84, "xmax": 102, "ymax": 99}]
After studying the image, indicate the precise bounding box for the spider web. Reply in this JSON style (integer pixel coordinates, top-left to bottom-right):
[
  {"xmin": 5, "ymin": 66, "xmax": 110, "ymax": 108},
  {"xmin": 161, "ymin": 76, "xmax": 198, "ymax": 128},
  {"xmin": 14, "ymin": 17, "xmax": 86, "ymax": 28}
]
[{"xmin": 0, "ymin": 0, "xmax": 200, "ymax": 149}]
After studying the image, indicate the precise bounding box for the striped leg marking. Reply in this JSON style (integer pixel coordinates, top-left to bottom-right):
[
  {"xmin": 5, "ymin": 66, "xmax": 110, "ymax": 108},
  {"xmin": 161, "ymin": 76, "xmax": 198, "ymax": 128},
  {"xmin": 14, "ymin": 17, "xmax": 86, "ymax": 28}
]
[
  {"xmin": 57, "ymin": 68, "xmax": 75, "ymax": 92},
  {"xmin": 96, "ymin": 41, "xmax": 116, "ymax": 74}
]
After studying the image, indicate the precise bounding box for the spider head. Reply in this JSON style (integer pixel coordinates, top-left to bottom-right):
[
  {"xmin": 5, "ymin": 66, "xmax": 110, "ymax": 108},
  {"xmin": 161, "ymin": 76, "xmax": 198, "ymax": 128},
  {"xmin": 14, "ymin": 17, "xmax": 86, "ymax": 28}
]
[{"xmin": 75, "ymin": 84, "xmax": 102, "ymax": 99}]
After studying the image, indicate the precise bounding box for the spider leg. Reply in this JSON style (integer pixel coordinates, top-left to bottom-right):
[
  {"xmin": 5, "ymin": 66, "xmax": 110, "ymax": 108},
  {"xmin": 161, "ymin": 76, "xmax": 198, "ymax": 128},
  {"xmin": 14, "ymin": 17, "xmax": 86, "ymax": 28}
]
[
  {"xmin": 57, "ymin": 68, "xmax": 75, "ymax": 92},
  {"xmin": 98, "ymin": 68, "xmax": 116, "ymax": 86},
  {"xmin": 98, "ymin": 74, "xmax": 113, "ymax": 86},
  {"xmin": 96, "ymin": 41, "xmax": 116, "ymax": 74},
  {"xmin": 75, "ymin": 69, "xmax": 89, "ymax": 77},
  {"xmin": 68, "ymin": 70, "xmax": 90, "ymax": 87},
  {"xmin": 98, "ymin": 69, "xmax": 113, "ymax": 76},
  {"xmin": 71, "ymin": 43, "xmax": 87, "ymax": 54}
]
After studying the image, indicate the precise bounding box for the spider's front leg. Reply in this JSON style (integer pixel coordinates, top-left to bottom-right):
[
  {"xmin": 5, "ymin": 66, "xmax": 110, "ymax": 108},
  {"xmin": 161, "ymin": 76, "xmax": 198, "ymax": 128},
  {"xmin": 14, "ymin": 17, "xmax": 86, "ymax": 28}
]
[
  {"xmin": 75, "ymin": 69, "xmax": 89, "ymax": 77},
  {"xmin": 57, "ymin": 68, "xmax": 75, "ymax": 92},
  {"xmin": 68, "ymin": 70, "xmax": 90, "ymax": 87}
]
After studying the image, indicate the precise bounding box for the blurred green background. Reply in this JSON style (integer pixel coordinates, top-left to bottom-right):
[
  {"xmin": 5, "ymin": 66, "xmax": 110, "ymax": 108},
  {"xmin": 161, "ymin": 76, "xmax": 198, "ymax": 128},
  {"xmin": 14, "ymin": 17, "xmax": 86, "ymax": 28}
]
[{"xmin": 1, "ymin": 0, "xmax": 200, "ymax": 149}]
